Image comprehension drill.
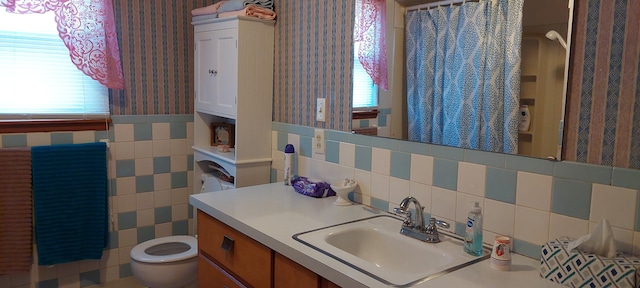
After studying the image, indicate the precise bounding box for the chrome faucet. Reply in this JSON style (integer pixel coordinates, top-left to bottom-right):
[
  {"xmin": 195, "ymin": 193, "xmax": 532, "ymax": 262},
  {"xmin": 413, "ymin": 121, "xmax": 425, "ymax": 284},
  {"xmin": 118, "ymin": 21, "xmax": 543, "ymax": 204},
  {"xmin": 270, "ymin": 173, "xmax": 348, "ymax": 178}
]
[{"xmin": 393, "ymin": 197, "xmax": 449, "ymax": 243}]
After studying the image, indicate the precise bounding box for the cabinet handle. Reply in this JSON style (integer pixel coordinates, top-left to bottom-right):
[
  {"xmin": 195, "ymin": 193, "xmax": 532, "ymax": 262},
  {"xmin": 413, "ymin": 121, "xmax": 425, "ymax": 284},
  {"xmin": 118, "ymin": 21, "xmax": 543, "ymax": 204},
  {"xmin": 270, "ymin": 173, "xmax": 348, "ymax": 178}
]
[
  {"xmin": 221, "ymin": 235, "xmax": 234, "ymax": 252},
  {"xmin": 209, "ymin": 69, "xmax": 218, "ymax": 76}
]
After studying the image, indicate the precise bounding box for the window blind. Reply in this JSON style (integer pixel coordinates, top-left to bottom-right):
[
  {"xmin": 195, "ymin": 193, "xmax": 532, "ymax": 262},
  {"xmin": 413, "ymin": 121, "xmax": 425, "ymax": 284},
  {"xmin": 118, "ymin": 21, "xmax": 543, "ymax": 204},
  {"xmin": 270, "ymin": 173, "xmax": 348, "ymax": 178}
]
[
  {"xmin": 352, "ymin": 39, "xmax": 378, "ymax": 108},
  {"xmin": 0, "ymin": 10, "xmax": 108, "ymax": 119}
]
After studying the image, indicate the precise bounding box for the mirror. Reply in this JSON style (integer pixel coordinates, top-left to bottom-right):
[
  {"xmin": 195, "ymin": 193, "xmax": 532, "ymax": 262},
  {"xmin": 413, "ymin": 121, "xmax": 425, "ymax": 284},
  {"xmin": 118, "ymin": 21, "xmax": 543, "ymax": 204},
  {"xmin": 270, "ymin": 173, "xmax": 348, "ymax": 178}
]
[{"xmin": 352, "ymin": 0, "xmax": 572, "ymax": 160}]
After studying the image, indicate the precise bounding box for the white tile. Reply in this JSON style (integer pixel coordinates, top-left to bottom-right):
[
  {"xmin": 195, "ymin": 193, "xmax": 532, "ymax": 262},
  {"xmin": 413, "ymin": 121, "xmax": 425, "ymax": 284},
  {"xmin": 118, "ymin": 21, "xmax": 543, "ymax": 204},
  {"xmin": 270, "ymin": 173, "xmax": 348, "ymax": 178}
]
[
  {"xmin": 172, "ymin": 204, "xmax": 189, "ymax": 221},
  {"xmin": 455, "ymin": 192, "xmax": 485, "ymax": 223},
  {"xmin": 116, "ymin": 177, "xmax": 135, "ymax": 195},
  {"xmin": 612, "ymin": 226, "xmax": 634, "ymax": 254},
  {"xmin": 152, "ymin": 139, "xmax": 171, "ymax": 157},
  {"xmin": 410, "ymin": 182, "xmax": 432, "ymax": 215},
  {"xmin": 389, "ymin": 177, "xmax": 411, "ymax": 206},
  {"xmin": 58, "ymin": 274, "xmax": 80, "ymax": 288},
  {"xmin": 136, "ymin": 192, "xmax": 155, "ymax": 210},
  {"xmin": 115, "ymin": 141, "xmax": 135, "ymax": 160},
  {"xmin": 271, "ymin": 150, "xmax": 284, "ymax": 171},
  {"xmin": 73, "ymin": 131, "xmax": 95, "ymax": 143},
  {"xmin": 633, "ymin": 232, "xmax": 640, "ymax": 256},
  {"xmin": 431, "ymin": 187, "xmax": 456, "ymax": 221},
  {"xmin": 370, "ymin": 173, "xmax": 390, "ymax": 201},
  {"xmin": 171, "ymin": 155, "xmax": 188, "ymax": 172},
  {"xmin": 297, "ymin": 156, "xmax": 311, "ymax": 178},
  {"xmin": 371, "ymin": 147, "xmax": 391, "ymax": 176},
  {"xmin": 137, "ymin": 208, "xmax": 154, "ymax": 226},
  {"xmin": 186, "ymin": 122, "xmax": 194, "ymax": 140},
  {"xmin": 339, "ymin": 142, "xmax": 355, "ymax": 168},
  {"xmin": 514, "ymin": 205, "xmax": 550, "ymax": 245},
  {"xmin": 354, "ymin": 169, "xmax": 372, "ymax": 197},
  {"xmin": 456, "ymin": 162, "xmax": 486, "ymax": 197},
  {"xmin": 155, "ymin": 223, "xmax": 172, "ymax": 238},
  {"xmin": 27, "ymin": 133, "xmax": 51, "ymax": 147},
  {"xmin": 324, "ymin": 162, "xmax": 354, "ymax": 184},
  {"xmin": 172, "ymin": 188, "xmax": 189, "ymax": 205},
  {"xmin": 114, "ymin": 124, "xmax": 134, "ymax": 142},
  {"xmin": 135, "ymin": 158, "xmax": 153, "ymax": 176},
  {"xmin": 410, "ymin": 154, "xmax": 433, "ymax": 185},
  {"xmin": 117, "ymin": 194, "xmax": 137, "ymax": 212},
  {"xmin": 287, "ymin": 133, "xmax": 301, "ymax": 152},
  {"xmin": 154, "ymin": 190, "xmax": 172, "ymax": 207},
  {"xmin": 134, "ymin": 141, "xmax": 153, "ymax": 158},
  {"xmin": 170, "ymin": 139, "xmax": 188, "ymax": 155},
  {"xmin": 483, "ymin": 199, "xmax": 514, "ymax": 237},
  {"xmin": 152, "ymin": 123, "xmax": 170, "ymax": 140},
  {"xmin": 309, "ymin": 158, "xmax": 326, "ymax": 180},
  {"xmin": 590, "ymin": 183, "xmax": 637, "ymax": 230},
  {"xmin": 548, "ymin": 213, "xmax": 589, "ymax": 241},
  {"xmin": 118, "ymin": 228, "xmax": 137, "ymax": 247},
  {"xmin": 516, "ymin": 171, "xmax": 552, "ymax": 211},
  {"xmin": 271, "ymin": 131, "xmax": 278, "ymax": 150},
  {"xmin": 154, "ymin": 173, "xmax": 172, "ymax": 190}
]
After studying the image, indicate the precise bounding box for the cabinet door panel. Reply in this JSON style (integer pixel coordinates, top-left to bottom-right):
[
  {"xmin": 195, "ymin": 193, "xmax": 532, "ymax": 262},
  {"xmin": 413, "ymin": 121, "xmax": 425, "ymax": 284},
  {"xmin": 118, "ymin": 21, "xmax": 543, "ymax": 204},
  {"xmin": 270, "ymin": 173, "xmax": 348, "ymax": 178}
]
[
  {"xmin": 274, "ymin": 252, "xmax": 319, "ymax": 288},
  {"xmin": 198, "ymin": 255, "xmax": 245, "ymax": 288},
  {"xmin": 195, "ymin": 30, "xmax": 217, "ymax": 114}
]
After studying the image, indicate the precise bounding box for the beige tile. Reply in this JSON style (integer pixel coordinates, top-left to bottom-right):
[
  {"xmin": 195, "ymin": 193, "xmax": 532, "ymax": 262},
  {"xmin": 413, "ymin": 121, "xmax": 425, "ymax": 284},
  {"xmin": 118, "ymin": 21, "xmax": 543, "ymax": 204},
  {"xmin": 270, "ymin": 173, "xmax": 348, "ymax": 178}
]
[
  {"xmin": 456, "ymin": 162, "xmax": 486, "ymax": 197},
  {"xmin": 172, "ymin": 204, "xmax": 189, "ymax": 221},
  {"xmin": 115, "ymin": 142, "xmax": 135, "ymax": 160},
  {"xmin": 388, "ymin": 177, "xmax": 410, "ymax": 207},
  {"xmin": 483, "ymin": 199, "xmax": 514, "ymax": 237},
  {"xmin": 152, "ymin": 123, "xmax": 170, "ymax": 140},
  {"xmin": 590, "ymin": 183, "xmax": 637, "ymax": 230},
  {"xmin": 117, "ymin": 194, "xmax": 137, "ymax": 213},
  {"xmin": 56, "ymin": 262, "xmax": 79, "ymax": 278},
  {"xmin": 137, "ymin": 208, "xmax": 155, "ymax": 227},
  {"xmin": 353, "ymin": 169, "xmax": 372, "ymax": 197},
  {"xmin": 73, "ymin": 131, "xmax": 95, "ymax": 144},
  {"xmin": 171, "ymin": 188, "xmax": 188, "ymax": 205},
  {"xmin": 134, "ymin": 141, "xmax": 153, "ymax": 158},
  {"xmin": 152, "ymin": 139, "xmax": 171, "ymax": 157},
  {"xmin": 36, "ymin": 265, "xmax": 57, "ymax": 281},
  {"xmin": 410, "ymin": 182, "xmax": 432, "ymax": 215},
  {"xmin": 118, "ymin": 245, "xmax": 134, "ymax": 264},
  {"xmin": 514, "ymin": 205, "xmax": 549, "ymax": 245},
  {"xmin": 26, "ymin": 133, "xmax": 52, "ymax": 146},
  {"xmin": 100, "ymin": 249, "xmax": 119, "ymax": 268},
  {"xmin": 155, "ymin": 190, "xmax": 172, "ymax": 207},
  {"xmin": 154, "ymin": 173, "xmax": 172, "ymax": 191},
  {"xmin": 339, "ymin": 142, "xmax": 355, "ymax": 168},
  {"xmin": 370, "ymin": 173, "xmax": 390, "ymax": 201},
  {"xmin": 134, "ymin": 158, "xmax": 153, "ymax": 176},
  {"xmin": 431, "ymin": 187, "xmax": 456, "ymax": 221},
  {"xmin": 170, "ymin": 139, "xmax": 188, "ymax": 156},
  {"xmin": 101, "ymin": 266, "xmax": 120, "ymax": 283},
  {"xmin": 58, "ymin": 274, "xmax": 80, "ymax": 288},
  {"xmin": 410, "ymin": 154, "xmax": 433, "ymax": 185},
  {"xmin": 116, "ymin": 177, "xmax": 135, "ymax": 196},
  {"xmin": 170, "ymin": 155, "xmax": 188, "ymax": 172},
  {"xmin": 548, "ymin": 213, "xmax": 589, "ymax": 241},
  {"xmin": 455, "ymin": 192, "xmax": 485, "ymax": 223},
  {"xmin": 76, "ymin": 259, "xmax": 100, "ymax": 273},
  {"xmin": 155, "ymin": 223, "xmax": 172, "ymax": 238},
  {"xmin": 516, "ymin": 171, "xmax": 552, "ymax": 211},
  {"xmin": 371, "ymin": 148, "xmax": 391, "ymax": 176},
  {"xmin": 136, "ymin": 192, "xmax": 155, "ymax": 210},
  {"xmin": 118, "ymin": 229, "xmax": 137, "ymax": 247}
]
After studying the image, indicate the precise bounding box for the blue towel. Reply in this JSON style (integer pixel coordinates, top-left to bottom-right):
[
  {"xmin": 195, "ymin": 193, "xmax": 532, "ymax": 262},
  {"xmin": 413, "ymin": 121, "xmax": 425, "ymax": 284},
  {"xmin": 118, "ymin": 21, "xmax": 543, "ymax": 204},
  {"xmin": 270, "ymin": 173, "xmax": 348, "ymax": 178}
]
[{"xmin": 31, "ymin": 142, "xmax": 108, "ymax": 265}]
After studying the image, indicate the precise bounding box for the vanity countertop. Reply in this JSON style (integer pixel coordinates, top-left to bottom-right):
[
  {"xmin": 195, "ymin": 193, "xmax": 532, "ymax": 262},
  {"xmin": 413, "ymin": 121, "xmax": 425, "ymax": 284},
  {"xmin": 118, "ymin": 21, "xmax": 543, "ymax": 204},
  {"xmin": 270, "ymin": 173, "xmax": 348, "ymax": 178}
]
[{"xmin": 190, "ymin": 182, "xmax": 564, "ymax": 288}]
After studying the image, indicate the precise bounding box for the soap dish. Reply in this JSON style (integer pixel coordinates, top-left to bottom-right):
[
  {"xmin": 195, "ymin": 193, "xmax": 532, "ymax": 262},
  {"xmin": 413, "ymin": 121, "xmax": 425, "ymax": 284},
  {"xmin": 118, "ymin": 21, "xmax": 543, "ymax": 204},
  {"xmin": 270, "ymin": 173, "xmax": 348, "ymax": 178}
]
[{"xmin": 330, "ymin": 179, "xmax": 357, "ymax": 206}]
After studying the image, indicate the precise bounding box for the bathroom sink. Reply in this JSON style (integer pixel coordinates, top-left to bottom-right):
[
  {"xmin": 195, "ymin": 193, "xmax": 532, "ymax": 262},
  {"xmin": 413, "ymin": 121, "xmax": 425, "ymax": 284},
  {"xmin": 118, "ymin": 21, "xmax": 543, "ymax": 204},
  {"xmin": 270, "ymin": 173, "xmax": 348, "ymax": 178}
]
[{"xmin": 293, "ymin": 215, "xmax": 490, "ymax": 287}]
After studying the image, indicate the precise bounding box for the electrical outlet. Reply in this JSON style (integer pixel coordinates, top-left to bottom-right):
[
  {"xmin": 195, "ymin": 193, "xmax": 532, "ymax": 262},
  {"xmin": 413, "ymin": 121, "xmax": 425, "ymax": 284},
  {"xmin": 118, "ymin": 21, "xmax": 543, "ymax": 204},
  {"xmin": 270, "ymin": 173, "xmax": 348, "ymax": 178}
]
[
  {"xmin": 313, "ymin": 129, "xmax": 325, "ymax": 155},
  {"xmin": 316, "ymin": 98, "xmax": 326, "ymax": 122}
]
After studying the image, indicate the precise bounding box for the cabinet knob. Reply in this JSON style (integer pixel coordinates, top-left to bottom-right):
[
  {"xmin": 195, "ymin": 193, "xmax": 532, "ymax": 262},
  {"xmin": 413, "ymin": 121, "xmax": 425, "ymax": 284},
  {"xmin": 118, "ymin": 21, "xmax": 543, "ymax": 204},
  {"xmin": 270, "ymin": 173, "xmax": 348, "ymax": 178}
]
[{"xmin": 208, "ymin": 69, "xmax": 218, "ymax": 76}]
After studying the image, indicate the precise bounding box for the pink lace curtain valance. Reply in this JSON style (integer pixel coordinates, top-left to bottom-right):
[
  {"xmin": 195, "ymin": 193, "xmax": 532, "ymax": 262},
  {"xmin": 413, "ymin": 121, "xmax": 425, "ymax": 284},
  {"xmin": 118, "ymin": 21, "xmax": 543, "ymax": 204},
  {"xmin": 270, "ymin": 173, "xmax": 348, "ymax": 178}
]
[
  {"xmin": 1, "ymin": 0, "xmax": 125, "ymax": 89},
  {"xmin": 354, "ymin": 0, "xmax": 388, "ymax": 91}
]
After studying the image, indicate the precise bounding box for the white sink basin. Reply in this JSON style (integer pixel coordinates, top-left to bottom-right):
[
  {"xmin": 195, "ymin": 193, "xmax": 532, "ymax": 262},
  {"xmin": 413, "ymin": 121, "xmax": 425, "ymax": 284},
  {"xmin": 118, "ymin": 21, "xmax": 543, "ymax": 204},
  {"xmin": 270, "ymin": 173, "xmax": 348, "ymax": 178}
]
[{"xmin": 293, "ymin": 215, "xmax": 489, "ymax": 287}]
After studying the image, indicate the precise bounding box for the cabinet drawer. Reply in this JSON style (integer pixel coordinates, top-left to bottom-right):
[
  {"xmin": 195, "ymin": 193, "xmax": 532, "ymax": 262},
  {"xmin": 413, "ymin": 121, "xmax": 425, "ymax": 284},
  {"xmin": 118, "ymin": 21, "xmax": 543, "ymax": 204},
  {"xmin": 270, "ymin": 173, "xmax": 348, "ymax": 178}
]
[
  {"xmin": 197, "ymin": 210, "xmax": 272, "ymax": 288},
  {"xmin": 198, "ymin": 255, "xmax": 245, "ymax": 288}
]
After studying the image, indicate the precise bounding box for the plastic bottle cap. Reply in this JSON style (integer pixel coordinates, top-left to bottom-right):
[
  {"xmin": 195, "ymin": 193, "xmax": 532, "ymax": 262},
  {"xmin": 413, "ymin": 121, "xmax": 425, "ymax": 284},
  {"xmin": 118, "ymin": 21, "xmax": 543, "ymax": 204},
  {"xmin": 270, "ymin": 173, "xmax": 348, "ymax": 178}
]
[
  {"xmin": 471, "ymin": 201, "xmax": 481, "ymax": 213},
  {"xmin": 285, "ymin": 144, "xmax": 295, "ymax": 153}
]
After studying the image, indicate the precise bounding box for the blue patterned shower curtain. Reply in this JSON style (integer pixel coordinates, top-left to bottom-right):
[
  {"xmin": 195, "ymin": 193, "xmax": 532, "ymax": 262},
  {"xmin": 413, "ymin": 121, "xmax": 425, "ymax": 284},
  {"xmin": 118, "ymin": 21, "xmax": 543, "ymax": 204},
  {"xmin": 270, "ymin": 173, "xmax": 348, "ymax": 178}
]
[{"xmin": 406, "ymin": 0, "xmax": 523, "ymax": 153}]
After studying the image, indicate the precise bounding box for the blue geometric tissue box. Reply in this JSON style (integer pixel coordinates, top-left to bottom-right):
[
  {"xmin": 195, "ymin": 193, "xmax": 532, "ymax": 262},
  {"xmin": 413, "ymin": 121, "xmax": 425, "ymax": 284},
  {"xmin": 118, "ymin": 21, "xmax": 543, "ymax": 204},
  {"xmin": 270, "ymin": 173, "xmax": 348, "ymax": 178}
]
[{"xmin": 540, "ymin": 237, "xmax": 640, "ymax": 288}]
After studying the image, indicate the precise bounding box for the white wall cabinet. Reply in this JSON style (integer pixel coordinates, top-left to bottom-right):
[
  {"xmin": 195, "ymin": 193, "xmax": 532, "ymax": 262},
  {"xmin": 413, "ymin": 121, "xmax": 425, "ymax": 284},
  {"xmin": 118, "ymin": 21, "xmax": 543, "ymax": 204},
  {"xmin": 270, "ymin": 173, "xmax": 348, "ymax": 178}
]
[{"xmin": 192, "ymin": 16, "xmax": 275, "ymax": 191}]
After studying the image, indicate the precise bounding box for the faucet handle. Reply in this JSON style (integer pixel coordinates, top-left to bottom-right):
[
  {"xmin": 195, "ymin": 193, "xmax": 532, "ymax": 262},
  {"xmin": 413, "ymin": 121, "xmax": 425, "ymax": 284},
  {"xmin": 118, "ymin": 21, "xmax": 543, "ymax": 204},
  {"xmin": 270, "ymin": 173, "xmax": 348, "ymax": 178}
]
[
  {"xmin": 435, "ymin": 219, "xmax": 450, "ymax": 229},
  {"xmin": 393, "ymin": 207, "xmax": 413, "ymax": 227}
]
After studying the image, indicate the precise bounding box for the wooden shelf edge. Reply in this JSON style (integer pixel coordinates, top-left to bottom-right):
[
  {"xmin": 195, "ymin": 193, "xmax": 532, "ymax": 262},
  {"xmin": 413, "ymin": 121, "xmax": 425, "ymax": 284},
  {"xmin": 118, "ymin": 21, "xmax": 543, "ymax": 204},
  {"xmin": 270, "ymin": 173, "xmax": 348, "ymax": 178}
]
[{"xmin": 0, "ymin": 119, "xmax": 111, "ymax": 134}]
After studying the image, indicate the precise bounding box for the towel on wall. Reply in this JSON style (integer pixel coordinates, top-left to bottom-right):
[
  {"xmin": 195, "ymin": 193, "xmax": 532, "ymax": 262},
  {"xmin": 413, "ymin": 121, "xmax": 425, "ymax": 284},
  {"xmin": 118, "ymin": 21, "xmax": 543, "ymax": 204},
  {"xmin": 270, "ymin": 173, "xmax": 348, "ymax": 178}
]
[
  {"xmin": 0, "ymin": 147, "xmax": 33, "ymax": 274},
  {"xmin": 31, "ymin": 142, "xmax": 108, "ymax": 266}
]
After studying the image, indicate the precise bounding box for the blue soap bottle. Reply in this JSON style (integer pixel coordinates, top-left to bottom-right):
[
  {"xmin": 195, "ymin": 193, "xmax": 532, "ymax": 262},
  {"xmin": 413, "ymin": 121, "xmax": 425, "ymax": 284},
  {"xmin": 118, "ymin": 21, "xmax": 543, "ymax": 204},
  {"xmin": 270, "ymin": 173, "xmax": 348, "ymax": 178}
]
[{"xmin": 464, "ymin": 201, "xmax": 483, "ymax": 256}]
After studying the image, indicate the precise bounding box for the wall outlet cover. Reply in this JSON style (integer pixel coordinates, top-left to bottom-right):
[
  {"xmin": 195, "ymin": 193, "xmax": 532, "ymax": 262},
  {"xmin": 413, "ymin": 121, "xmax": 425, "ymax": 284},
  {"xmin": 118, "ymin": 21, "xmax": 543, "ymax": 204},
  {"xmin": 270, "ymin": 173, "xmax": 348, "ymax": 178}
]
[{"xmin": 314, "ymin": 129, "xmax": 325, "ymax": 155}]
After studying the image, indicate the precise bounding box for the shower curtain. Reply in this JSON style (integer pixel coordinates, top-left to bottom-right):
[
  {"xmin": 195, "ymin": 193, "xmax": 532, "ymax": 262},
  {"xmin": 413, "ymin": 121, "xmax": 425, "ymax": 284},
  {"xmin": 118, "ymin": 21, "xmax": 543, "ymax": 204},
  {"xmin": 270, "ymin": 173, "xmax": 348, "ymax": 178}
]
[{"xmin": 406, "ymin": 0, "xmax": 524, "ymax": 153}]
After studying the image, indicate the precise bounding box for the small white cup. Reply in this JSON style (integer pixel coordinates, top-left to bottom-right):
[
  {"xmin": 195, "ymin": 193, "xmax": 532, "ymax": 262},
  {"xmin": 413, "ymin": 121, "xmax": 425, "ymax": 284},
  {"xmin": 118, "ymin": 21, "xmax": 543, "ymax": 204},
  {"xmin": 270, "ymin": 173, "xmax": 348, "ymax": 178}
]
[{"xmin": 490, "ymin": 236, "xmax": 511, "ymax": 271}]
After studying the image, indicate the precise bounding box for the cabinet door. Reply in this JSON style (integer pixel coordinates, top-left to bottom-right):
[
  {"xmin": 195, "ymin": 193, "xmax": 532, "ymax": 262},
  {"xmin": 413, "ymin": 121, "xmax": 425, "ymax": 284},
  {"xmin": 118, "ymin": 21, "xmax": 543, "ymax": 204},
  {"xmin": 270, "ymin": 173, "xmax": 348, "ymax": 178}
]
[
  {"xmin": 274, "ymin": 253, "xmax": 320, "ymax": 288},
  {"xmin": 194, "ymin": 28, "xmax": 238, "ymax": 118},
  {"xmin": 198, "ymin": 255, "xmax": 245, "ymax": 288}
]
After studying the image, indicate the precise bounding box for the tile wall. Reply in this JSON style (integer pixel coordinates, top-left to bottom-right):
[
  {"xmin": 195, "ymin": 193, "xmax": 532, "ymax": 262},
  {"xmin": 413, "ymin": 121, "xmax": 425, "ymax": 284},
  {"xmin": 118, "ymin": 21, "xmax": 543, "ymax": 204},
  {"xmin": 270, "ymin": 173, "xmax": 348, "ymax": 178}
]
[
  {"xmin": 0, "ymin": 115, "xmax": 194, "ymax": 288},
  {"xmin": 271, "ymin": 122, "xmax": 640, "ymax": 259}
]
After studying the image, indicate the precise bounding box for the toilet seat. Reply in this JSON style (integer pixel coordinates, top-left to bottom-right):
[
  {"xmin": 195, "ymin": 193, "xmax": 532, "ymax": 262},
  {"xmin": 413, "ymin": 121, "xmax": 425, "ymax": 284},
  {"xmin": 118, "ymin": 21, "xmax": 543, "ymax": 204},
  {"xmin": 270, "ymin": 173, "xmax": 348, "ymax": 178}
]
[{"xmin": 130, "ymin": 235, "xmax": 197, "ymax": 263}]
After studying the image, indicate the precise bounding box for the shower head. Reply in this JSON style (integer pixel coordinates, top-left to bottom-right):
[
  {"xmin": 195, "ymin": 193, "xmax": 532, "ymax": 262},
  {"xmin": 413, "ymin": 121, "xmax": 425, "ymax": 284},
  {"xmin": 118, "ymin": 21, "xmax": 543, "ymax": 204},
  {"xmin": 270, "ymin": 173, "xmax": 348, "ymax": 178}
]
[{"xmin": 545, "ymin": 30, "xmax": 567, "ymax": 49}]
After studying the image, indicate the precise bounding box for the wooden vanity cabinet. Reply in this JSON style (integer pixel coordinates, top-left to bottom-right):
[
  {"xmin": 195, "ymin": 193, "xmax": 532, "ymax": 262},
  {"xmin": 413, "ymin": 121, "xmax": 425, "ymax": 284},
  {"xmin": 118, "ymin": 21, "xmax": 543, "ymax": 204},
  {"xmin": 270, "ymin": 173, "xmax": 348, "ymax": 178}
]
[
  {"xmin": 197, "ymin": 210, "xmax": 342, "ymax": 288},
  {"xmin": 197, "ymin": 210, "xmax": 272, "ymax": 288}
]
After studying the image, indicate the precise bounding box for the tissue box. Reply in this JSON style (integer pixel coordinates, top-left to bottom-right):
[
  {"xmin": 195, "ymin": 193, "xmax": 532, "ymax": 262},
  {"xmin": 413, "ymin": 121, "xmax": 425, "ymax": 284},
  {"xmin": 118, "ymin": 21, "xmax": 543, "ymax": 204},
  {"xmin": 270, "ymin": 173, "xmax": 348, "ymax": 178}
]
[{"xmin": 540, "ymin": 237, "xmax": 640, "ymax": 288}]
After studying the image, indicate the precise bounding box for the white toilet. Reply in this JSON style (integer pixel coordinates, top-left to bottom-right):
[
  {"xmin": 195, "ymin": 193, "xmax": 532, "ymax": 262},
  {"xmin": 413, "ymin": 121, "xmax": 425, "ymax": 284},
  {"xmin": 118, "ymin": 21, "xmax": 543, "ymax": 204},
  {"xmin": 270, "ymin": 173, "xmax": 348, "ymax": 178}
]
[{"xmin": 130, "ymin": 173, "xmax": 231, "ymax": 288}]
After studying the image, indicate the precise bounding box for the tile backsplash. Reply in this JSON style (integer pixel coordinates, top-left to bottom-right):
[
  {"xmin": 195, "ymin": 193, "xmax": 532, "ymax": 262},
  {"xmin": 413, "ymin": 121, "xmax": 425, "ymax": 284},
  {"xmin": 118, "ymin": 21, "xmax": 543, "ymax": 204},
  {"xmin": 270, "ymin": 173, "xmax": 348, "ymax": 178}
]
[{"xmin": 271, "ymin": 122, "xmax": 640, "ymax": 259}]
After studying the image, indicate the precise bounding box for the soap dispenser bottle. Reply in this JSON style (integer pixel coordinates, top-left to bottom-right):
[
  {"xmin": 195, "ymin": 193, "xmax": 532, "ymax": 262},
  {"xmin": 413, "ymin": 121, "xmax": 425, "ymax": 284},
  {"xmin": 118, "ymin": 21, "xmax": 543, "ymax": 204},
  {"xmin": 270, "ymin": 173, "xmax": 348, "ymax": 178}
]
[{"xmin": 464, "ymin": 201, "xmax": 483, "ymax": 256}]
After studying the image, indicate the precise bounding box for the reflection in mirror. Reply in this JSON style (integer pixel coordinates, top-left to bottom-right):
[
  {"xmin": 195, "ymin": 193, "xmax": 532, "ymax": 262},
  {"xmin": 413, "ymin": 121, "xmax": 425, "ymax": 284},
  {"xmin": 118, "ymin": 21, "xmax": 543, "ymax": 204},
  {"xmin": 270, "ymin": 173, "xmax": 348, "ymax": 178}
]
[{"xmin": 351, "ymin": 0, "xmax": 572, "ymax": 160}]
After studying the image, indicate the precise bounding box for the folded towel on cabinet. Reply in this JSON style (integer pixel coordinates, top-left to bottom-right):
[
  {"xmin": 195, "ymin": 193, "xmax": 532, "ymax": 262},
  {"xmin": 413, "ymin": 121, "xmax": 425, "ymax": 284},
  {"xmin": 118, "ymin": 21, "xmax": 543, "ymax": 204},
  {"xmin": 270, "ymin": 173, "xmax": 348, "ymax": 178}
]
[
  {"xmin": 191, "ymin": 1, "xmax": 226, "ymax": 16},
  {"xmin": 219, "ymin": 4, "xmax": 277, "ymax": 20},
  {"xmin": 0, "ymin": 147, "xmax": 33, "ymax": 274},
  {"xmin": 218, "ymin": 0, "xmax": 274, "ymax": 13}
]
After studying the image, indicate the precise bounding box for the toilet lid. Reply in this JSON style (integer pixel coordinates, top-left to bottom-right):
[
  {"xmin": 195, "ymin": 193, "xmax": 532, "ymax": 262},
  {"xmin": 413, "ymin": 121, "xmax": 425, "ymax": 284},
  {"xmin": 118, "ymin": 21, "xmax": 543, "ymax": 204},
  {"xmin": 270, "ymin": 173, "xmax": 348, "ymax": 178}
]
[{"xmin": 130, "ymin": 235, "xmax": 197, "ymax": 263}]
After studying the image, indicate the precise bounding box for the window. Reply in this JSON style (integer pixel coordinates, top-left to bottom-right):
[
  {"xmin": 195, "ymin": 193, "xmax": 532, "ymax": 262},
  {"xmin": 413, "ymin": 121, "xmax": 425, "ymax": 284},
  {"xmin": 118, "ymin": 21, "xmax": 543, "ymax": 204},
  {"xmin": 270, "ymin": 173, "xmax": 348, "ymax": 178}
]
[
  {"xmin": 0, "ymin": 9, "xmax": 108, "ymax": 119},
  {"xmin": 352, "ymin": 41, "xmax": 378, "ymax": 109}
]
